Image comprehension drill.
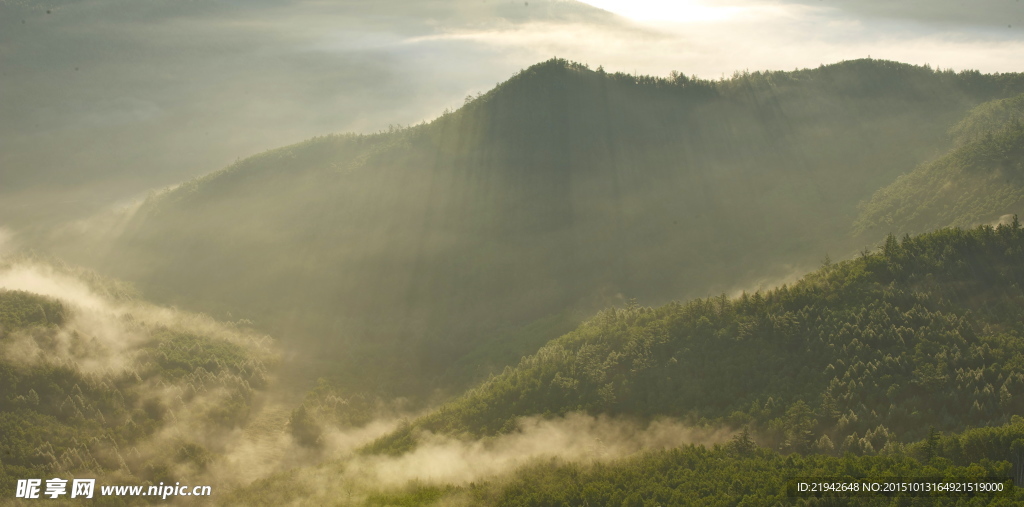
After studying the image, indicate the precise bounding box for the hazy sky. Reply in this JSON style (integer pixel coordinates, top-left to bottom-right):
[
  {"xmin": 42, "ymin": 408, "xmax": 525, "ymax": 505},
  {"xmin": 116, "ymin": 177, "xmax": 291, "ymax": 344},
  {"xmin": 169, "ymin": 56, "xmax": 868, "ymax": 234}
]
[{"xmin": 2, "ymin": 0, "xmax": 1023, "ymax": 231}]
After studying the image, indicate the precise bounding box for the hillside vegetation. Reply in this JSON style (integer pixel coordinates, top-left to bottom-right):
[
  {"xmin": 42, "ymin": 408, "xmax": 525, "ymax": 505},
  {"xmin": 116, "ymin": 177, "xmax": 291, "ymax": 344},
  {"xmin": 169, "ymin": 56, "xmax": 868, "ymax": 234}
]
[
  {"xmin": 90, "ymin": 58, "xmax": 1024, "ymax": 399},
  {"xmin": 369, "ymin": 222, "xmax": 1024, "ymax": 458},
  {"xmin": 857, "ymin": 93, "xmax": 1024, "ymax": 236}
]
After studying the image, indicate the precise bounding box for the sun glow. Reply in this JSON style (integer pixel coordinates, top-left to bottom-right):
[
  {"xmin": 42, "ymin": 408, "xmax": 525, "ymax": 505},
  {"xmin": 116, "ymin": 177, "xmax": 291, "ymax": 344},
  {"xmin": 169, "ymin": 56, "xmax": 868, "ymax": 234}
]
[{"xmin": 577, "ymin": 0, "xmax": 745, "ymax": 23}]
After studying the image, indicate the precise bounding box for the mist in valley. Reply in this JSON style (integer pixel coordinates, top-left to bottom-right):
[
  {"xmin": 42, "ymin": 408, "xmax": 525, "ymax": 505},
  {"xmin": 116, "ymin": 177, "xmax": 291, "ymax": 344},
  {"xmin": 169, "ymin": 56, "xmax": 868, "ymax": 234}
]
[{"xmin": 0, "ymin": 259, "xmax": 734, "ymax": 504}]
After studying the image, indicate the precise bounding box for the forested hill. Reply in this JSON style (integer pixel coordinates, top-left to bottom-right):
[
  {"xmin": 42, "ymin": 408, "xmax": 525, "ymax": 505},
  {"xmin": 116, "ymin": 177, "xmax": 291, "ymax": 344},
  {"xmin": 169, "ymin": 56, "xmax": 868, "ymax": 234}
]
[
  {"xmin": 369, "ymin": 222, "xmax": 1024, "ymax": 457},
  {"xmin": 0, "ymin": 285, "xmax": 274, "ymax": 497},
  {"xmin": 857, "ymin": 93, "xmax": 1024, "ymax": 236},
  {"xmin": 93, "ymin": 58, "xmax": 1024, "ymax": 398}
]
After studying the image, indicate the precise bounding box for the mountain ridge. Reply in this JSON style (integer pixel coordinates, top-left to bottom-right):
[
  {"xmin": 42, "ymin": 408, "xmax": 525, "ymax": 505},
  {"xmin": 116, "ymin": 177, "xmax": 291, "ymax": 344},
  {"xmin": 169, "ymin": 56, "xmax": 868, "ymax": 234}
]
[{"xmin": 76, "ymin": 57, "xmax": 1024, "ymax": 399}]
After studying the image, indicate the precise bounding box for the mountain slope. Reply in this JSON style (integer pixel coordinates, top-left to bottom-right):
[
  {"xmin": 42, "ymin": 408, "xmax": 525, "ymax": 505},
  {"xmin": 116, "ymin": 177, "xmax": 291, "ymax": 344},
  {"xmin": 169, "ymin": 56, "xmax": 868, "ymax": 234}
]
[
  {"xmin": 88, "ymin": 58, "xmax": 1024, "ymax": 397},
  {"xmin": 369, "ymin": 222, "xmax": 1024, "ymax": 456},
  {"xmin": 856, "ymin": 93, "xmax": 1024, "ymax": 236}
]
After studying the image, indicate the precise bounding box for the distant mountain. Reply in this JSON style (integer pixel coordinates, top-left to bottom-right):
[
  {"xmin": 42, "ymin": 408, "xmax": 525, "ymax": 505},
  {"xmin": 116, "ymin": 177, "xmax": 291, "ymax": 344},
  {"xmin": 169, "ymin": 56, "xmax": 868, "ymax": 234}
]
[
  {"xmin": 856, "ymin": 93, "xmax": 1024, "ymax": 237},
  {"xmin": 89, "ymin": 58, "xmax": 1024, "ymax": 397},
  {"xmin": 369, "ymin": 223, "xmax": 1024, "ymax": 458}
]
